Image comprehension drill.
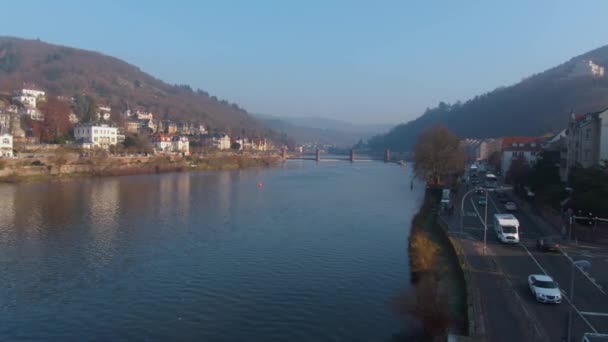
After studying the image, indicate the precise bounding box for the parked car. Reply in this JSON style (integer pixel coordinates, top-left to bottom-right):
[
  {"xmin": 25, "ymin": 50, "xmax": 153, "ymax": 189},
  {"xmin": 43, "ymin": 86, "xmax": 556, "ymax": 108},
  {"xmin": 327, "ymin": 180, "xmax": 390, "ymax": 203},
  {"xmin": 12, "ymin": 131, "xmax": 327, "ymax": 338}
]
[
  {"xmin": 536, "ymin": 237, "xmax": 560, "ymax": 252},
  {"xmin": 477, "ymin": 196, "xmax": 487, "ymax": 206},
  {"xmin": 504, "ymin": 201, "xmax": 517, "ymax": 211},
  {"xmin": 528, "ymin": 274, "xmax": 562, "ymax": 304}
]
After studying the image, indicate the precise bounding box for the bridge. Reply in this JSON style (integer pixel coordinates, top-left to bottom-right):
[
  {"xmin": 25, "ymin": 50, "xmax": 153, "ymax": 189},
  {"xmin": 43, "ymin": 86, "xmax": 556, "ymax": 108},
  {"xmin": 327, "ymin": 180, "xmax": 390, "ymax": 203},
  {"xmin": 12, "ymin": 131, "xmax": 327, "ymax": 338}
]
[{"xmin": 282, "ymin": 148, "xmax": 408, "ymax": 165}]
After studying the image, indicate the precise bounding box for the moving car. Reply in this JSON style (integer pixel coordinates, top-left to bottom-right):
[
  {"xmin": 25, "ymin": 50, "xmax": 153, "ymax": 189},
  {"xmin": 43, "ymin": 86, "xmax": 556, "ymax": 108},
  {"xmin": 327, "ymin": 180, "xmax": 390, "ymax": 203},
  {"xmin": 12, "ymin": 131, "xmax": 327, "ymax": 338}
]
[
  {"xmin": 536, "ymin": 237, "xmax": 560, "ymax": 252},
  {"xmin": 528, "ymin": 274, "xmax": 562, "ymax": 304},
  {"xmin": 504, "ymin": 201, "xmax": 517, "ymax": 211},
  {"xmin": 493, "ymin": 214, "xmax": 520, "ymax": 243}
]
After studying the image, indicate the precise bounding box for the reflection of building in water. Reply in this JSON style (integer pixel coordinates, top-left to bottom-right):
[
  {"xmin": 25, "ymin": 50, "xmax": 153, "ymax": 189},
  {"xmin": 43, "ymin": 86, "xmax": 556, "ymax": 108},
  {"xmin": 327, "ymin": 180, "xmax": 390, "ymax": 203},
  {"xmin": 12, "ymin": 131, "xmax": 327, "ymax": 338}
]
[
  {"xmin": 88, "ymin": 179, "xmax": 120, "ymax": 261},
  {"xmin": 176, "ymin": 173, "xmax": 191, "ymax": 216},
  {"xmin": 216, "ymin": 171, "xmax": 232, "ymax": 221},
  {"xmin": 0, "ymin": 186, "xmax": 16, "ymax": 231}
]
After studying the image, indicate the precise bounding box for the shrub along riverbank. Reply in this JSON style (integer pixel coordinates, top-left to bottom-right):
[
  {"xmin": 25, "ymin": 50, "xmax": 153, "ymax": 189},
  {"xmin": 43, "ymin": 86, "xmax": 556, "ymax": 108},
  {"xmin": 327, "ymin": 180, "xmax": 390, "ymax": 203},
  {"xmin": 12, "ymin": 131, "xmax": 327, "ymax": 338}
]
[
  {"xmin": 395, "ymin": 189, "xmax": 467, "ymax": 341},
  {"xmin": 0, "ymin": 153, "xmax": 282, "ymax": 183}
]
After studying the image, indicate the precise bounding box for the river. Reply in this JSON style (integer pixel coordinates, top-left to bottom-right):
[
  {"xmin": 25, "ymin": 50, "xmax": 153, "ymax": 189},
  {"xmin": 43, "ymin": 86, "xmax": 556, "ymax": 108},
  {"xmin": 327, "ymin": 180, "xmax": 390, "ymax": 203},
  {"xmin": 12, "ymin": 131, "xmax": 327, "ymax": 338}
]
[{"xmin": 0, "ymin": 159, "xmax": 424, "ymax": 341}]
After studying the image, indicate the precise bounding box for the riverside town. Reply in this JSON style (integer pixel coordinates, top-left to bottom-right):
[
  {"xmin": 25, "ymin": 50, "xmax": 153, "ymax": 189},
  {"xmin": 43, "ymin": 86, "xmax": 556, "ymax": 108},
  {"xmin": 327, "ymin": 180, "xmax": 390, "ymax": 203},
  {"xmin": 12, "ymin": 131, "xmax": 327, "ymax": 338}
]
[{"xmin": 2, "ymin": 3, "xmax": 608, "ymax": 342}]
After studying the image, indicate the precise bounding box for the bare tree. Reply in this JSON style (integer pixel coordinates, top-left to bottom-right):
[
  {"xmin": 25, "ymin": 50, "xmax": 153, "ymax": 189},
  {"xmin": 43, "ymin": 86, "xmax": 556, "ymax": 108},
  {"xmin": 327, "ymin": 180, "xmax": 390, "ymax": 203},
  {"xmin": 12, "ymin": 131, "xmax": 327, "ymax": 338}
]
[{"xmin": 414, "ymin": 125, "xmax": 464, "ymax": 186}]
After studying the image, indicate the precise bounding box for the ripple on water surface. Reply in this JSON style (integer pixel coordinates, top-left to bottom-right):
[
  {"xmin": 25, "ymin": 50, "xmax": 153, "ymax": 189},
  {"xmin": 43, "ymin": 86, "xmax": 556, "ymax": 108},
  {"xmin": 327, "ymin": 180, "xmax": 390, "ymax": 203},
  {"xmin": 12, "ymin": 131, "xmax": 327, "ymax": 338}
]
[{"xmin": 0, "ymin": 162, "xmax": 424, "ymax": 341}]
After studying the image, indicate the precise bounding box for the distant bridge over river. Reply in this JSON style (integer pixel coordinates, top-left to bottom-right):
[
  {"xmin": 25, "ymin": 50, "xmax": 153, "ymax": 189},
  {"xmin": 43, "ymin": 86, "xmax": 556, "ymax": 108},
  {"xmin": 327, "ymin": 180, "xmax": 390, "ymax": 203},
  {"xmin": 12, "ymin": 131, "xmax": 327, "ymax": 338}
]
[{"xmin": 283, "ymin": 149, "xmax": 409, "ymax": 165}]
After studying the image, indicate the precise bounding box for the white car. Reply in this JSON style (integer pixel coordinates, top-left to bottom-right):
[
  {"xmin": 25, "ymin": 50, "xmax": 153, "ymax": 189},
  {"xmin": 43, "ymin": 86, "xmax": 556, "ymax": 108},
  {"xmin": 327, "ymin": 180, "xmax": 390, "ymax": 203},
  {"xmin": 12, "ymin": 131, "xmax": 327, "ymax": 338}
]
[
  {"xmin": 504, "ymin": 201, "xmax": 517, "ymax": 211},
  {"xmin": 528, "ymin": 274, "xmax": 562, "ymax": 304}
]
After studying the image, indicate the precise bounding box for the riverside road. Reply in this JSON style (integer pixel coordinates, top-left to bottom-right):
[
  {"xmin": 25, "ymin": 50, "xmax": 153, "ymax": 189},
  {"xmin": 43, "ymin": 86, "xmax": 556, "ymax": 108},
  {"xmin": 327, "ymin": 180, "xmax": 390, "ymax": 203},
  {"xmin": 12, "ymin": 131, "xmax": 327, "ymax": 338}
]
[{"xmin": 444, "ymin": 186, "xmax": 608, "ymax": 342}]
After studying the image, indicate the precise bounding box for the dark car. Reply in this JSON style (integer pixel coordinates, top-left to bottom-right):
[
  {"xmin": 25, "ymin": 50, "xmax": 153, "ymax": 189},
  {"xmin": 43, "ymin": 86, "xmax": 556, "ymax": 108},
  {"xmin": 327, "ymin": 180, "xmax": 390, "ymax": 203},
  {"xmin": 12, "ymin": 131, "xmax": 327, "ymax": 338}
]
[{"xmin": 536, "ymin": 237, "xmax": 560, "ymax": 252}]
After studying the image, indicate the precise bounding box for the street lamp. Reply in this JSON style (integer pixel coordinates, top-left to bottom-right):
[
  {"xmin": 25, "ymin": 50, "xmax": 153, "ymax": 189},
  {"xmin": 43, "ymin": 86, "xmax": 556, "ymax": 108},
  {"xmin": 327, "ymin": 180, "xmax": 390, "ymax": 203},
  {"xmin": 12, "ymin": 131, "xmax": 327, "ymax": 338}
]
[{"xmin": 567, "ymin": 259, "xmax": 592, "ymax": 341}]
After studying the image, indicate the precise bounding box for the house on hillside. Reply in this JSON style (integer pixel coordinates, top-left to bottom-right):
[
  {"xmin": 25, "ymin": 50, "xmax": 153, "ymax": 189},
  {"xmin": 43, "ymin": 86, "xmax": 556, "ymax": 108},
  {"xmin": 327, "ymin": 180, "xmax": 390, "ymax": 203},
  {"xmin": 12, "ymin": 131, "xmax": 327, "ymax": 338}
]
[
  {"xmin": 97, "ymin": 106, "xmax": 112, "ymax": 121},
  {"xmin": 0, "ymin": 128, "xmax": 13, "ymax": 157},
  {"xmin": 12, "ymin": 88, "xmax": 45, "ymax": 109},
  {"xmin": 151, "ymin": 133, "xmax": 189, "ymax": 154},
  {"xmin": 201, "ymin": 133, "xmax": 231, "ymax": 150},
  {"xmin": 74, "ymin": 123, "xmax": 118, "ymax": 149},
  {"xmin": 125, "ymin": 120, "xmax": 141, "ymax": 134},
  {"xmin": 500, "ymin": 136, "xmax": 542, "ymax": 176}
]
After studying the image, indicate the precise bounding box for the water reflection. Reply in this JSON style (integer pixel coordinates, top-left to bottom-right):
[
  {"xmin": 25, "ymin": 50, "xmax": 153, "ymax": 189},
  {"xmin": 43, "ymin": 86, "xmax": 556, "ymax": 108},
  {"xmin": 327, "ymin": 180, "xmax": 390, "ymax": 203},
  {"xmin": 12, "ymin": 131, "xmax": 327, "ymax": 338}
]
[{"xmin": 0, "ymin": 163, "xmax": 423, "ymax": 342}]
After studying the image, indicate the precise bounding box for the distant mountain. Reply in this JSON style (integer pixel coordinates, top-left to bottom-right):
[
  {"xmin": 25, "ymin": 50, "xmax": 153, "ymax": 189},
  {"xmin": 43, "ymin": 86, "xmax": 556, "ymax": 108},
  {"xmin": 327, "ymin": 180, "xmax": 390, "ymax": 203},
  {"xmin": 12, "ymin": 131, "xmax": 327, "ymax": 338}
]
[
  {"xmin": 254, "ymin": 114, "xmax": 392, "ymax": 147},
  {"xmin": 0, "ymin": 36, "xmax": 267, "ymax": 134},
  {"xmin": 369, "ymin": 45, "xmax": 608, "ymax": 152}
]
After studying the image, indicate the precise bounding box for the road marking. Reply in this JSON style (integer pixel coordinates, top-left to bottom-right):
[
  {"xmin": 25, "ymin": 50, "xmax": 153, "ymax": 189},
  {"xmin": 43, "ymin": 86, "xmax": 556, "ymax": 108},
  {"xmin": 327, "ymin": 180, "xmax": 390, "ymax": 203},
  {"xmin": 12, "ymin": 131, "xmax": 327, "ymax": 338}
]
[
  {"xmin": 559, "ymin": 250, "xmax": 606, "ymax": 295},
  {"xmin": 521, "ymin": 243, "xmax": 598, "ymax": 334},
  {"xmin": 580, "ymin": 312, "xmax": 608, "ymax": 317},
  {"xmin": 470, "ymin": 198, "xmax": 487, "ymax": 227}
]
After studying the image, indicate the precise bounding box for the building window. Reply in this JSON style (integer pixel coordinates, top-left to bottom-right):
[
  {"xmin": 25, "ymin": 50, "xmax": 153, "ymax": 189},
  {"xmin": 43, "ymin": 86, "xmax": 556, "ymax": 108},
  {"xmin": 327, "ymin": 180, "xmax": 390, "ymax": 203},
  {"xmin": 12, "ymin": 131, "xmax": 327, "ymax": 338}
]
[
  {"xmin": 586, "ymin": 128, "xmax": 591, "ymax": 140},
  {"xmin": 584, "ymin": 149, "xmax": 590, "ymax": 161},
  {"xmin": 2, "ymin": 138, "xmax": 9, "ymax": 144}
]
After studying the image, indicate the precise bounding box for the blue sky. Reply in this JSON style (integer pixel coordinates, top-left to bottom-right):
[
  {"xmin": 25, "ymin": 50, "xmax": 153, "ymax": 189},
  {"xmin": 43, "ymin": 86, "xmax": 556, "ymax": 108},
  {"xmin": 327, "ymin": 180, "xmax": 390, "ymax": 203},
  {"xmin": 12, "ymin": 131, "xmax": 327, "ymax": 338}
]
[{"xmin": 2, "ymin": 1, "xmax": 608, "ymax": 124}]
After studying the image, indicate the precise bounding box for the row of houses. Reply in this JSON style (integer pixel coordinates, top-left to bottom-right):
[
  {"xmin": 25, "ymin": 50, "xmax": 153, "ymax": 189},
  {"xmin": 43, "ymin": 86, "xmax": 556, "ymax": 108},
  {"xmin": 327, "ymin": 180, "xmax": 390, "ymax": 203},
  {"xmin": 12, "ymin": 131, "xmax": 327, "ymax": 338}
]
[{"xmin": 464, "ymin": 108, "xmax": 608, "ymax": 183}]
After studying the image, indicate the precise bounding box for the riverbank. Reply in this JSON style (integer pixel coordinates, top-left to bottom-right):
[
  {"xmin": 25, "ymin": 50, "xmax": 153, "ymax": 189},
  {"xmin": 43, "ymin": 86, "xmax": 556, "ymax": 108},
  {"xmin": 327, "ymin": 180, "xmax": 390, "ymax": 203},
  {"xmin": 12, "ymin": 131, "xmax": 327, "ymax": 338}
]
[
  {"xmin": 405, "ymin": 189, "xmax": 468, "ymax": 339},
  {"xmin": 0, "ymin": 153, "xmax": 282, "ymax": 183}
]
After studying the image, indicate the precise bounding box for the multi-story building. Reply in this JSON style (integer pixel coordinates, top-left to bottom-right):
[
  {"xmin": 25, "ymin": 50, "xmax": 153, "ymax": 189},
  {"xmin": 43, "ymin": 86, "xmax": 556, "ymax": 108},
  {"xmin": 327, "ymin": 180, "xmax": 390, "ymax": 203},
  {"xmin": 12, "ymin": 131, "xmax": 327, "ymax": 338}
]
[
  {"xmin": 202, "ymin": 133, "xmax": 231, "ymax": 150},
  {"xmin": 97, "ymin": 106, "xmax": 112, "ymax": 121},
  {"xmin": 571, "ymin": 60, "xmax": 605, "ymax": 78},
  {"xmin": 151, "ymin": 133, "xmax": 189, "ymax": 154},
  {"xmin": 171, "ymin": 136, "xmax": 189, "ymax": 154},
  {"xmin": 12, "ymin": 88, "xmax": 46, "ymax": 109},
  {"xmin": 479, "ymin": 139, "xmax": 502, "ymax": 161},
  {"xmin": 500, "ymin": 136, "xmax": 542, "ymax": 176},
  {"xmin": 0, "ymin": 128, "xmax": 13, "ymax": 157},
  {"xmin": 74, "ymin": 123, "xmax": 118, "ymax": 149},
  {"xmin": 561, "ymin": 108, "xmax": 608, "ymax": 181},
  {"xmin": 125, "ymin": 120, "xmax": 141, "ymax": 134}
]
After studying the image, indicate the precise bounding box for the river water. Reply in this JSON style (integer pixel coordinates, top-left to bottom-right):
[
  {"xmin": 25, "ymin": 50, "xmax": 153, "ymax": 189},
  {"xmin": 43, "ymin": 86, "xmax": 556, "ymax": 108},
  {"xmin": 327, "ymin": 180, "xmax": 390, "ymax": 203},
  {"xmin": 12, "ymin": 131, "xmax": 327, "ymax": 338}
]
[{"xmin": 0, "ymin": 160, "xmax": 424, "ymax": 341}]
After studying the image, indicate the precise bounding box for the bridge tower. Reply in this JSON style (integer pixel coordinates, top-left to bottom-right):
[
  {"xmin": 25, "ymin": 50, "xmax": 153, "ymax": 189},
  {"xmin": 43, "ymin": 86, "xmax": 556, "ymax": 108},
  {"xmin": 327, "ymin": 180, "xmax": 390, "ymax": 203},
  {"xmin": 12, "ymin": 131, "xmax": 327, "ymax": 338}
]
[
  {"xmin": 316, "ymin": 149, "xmax": 321, "ymax": 162},
  {"xmin": 384, "ymin": 149, "xmax": 390, "ymax": 163},
  {"xmin": 350, "ymin": 149, "xmax": 355, "ymax": 162}
]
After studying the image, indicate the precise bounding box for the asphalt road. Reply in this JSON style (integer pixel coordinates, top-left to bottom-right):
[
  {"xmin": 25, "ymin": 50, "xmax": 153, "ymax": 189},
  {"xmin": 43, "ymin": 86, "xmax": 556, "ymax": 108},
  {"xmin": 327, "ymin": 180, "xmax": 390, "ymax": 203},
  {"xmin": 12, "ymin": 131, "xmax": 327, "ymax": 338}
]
[{"xmin": 459, "ymin": 189, "xmax": 608, "ymax": 341}]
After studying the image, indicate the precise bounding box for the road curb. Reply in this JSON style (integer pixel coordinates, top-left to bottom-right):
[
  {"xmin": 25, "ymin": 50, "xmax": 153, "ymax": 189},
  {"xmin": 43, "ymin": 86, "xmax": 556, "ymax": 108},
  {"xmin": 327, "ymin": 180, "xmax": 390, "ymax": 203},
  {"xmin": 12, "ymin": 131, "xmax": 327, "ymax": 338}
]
[{"xmin": 438, "ymin": 216, "xmax": 486, "ymax": 338}]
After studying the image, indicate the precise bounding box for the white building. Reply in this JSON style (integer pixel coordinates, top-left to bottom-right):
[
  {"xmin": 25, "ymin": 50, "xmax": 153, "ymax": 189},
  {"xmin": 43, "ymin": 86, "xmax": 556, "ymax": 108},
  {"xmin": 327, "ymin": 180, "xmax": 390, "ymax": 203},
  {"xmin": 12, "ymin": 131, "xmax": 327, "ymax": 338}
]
[
  {"xmin": 136, "ymin": 110, "xmax": 154, "ymax": 121},
  {"xmin": 0, "ymin": 130, "xmax": 14, "ymax": 157},
  {"xmin": 20, "ymin": 107, "xmax": 44, "ymax": 121},
  {"xmin": 151, "ymin": 133, "xmax": 189, "ymax": 154},
  {"xmin": 74, "ymin": 123, "xmax": 118, "ymax": 149},
  {"xmin": 12, "ymin": 88, "xmax": 46, "ymax": 109},
  {"xmin": 68, "ymin": 112, "xmax": 79, "ymax": 124},
  {"xmin": 203, "ymin": 133, "xmax": 231, "ymax": 150},
  {"xmin": 571, "ymin": 60, "xmax": 605, "ymax": 78},
  {"xmin": 171, "ymin": 136, "xmax": 189, "ymax": 154},
  {"xmin": 500, "ymin": 137, "xmax": 541, "ymax": 176}
]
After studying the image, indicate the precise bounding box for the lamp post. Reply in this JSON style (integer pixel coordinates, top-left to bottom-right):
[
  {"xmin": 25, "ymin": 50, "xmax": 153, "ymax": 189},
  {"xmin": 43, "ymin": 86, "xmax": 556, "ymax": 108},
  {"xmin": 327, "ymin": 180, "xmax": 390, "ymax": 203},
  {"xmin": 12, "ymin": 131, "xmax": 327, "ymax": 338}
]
[{"xmin": 567, "ymin": 259, "xmax": 592, "ymax": 342}]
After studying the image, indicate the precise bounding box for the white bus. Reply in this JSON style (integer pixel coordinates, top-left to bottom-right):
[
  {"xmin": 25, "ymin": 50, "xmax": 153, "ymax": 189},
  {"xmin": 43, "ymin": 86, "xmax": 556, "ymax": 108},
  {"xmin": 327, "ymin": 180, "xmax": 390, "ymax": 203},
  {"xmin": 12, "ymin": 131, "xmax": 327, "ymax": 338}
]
[
  {"xmin": 493, "ymin": 214, "xmax": 520, "ymax": 243},
  {"xmin": 485, "ymin": 173, "xmax": 498, "ymax": 190}
]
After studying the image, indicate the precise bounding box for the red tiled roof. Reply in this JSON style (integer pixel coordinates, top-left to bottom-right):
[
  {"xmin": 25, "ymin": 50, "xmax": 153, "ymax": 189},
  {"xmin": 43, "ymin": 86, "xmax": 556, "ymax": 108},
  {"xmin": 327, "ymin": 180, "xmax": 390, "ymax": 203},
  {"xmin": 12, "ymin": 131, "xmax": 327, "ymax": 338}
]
[{"xmin": 501, "ymin": 136, "xmax": 542, "ymax": 151}]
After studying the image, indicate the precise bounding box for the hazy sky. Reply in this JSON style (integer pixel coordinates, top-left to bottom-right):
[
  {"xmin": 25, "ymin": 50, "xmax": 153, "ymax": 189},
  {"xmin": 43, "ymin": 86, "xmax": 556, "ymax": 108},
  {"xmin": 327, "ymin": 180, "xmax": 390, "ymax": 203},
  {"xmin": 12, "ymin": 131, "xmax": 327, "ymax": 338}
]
[{"xmin": 3, "ymin": 1, "xmax": 608, "ymax": 124}]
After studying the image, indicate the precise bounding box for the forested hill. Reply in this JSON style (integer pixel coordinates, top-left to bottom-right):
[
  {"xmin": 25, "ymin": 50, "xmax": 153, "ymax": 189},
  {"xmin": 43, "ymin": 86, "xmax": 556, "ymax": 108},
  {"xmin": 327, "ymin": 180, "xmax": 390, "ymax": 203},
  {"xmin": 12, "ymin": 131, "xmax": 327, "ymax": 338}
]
[
  {"xmin": 0, "ymin": 36, "xmax": 265, "ymax": 133},
  {"xmin": 368, "ymin": 44, "xmax": 608, "ymax": 152}
]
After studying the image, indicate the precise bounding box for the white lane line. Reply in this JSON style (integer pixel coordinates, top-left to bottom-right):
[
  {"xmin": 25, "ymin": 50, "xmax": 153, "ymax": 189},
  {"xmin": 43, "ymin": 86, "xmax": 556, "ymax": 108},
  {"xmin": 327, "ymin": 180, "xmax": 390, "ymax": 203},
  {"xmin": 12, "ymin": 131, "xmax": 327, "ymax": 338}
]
[
  {"xmin": 521, "ymin": 244, "xmax": 598, "ymax": 334},
  {"xmin": 559, "ymin": 250, "xmax": 606, "ymax": 295},
  {"xmin": 580, "ymin": 312, "xmax": 608, "ymax": 317},
  {"xmin": 470, "ymin": 198, "xmax": 486, "ymax": 227}
]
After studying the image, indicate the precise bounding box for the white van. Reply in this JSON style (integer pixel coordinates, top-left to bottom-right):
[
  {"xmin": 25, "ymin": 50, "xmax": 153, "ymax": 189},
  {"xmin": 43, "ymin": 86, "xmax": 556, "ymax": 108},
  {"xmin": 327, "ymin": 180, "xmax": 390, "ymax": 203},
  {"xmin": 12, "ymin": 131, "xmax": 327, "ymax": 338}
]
[{"xmin": 493, "ymin": 214, "xmax": 520, "ymax": 243}]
